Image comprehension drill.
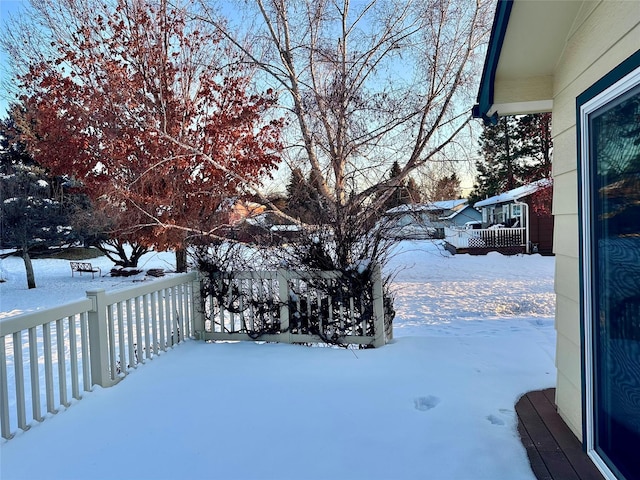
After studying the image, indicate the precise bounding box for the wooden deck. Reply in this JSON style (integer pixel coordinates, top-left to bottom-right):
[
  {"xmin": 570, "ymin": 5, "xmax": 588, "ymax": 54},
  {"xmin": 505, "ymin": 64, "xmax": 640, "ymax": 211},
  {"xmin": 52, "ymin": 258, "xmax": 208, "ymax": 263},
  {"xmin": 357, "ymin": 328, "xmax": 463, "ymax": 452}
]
[{"xmin": 515, "ymin": 388, "xmax": 604, "ymax": 480}]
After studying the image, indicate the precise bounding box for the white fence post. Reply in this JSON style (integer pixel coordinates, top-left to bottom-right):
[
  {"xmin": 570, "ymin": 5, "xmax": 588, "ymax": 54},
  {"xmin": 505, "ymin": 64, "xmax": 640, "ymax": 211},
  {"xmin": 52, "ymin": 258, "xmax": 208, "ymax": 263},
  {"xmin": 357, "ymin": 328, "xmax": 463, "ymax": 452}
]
[
  {"xmin": 371, "ymin": 264, "xmax": 386, "ymax": 347},
  {"xmin": 277, "ymin": 269, "xmax": 290, "ymax": 342},
  {"xmin": 86, "ymin": 289, "xmax": 116, "ymax": 388},
  {"xmin": 191, "ymin": 273, "xmax": 204, "ymax": 340}
]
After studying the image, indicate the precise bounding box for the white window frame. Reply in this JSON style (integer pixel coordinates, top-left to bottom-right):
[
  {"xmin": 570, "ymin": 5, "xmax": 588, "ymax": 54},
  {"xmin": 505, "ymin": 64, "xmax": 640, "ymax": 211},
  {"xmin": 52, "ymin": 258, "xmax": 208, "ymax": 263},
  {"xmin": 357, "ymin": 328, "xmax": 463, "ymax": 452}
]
[
  {"xmin": 579, "ymin": 63, "xmax": 640, "ymax": 480},
  {"xmin": 510, "ymin": 204, "xmax": 521, "ymax": 218}
]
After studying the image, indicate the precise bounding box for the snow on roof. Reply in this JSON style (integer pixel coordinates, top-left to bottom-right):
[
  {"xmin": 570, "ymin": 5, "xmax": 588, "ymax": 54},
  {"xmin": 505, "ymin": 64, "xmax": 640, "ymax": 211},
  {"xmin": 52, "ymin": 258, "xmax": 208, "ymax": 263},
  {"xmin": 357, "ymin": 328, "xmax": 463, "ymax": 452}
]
[
  {"xmin": 385, "ymin": 199, "xmax": 468, "ymax": 215},
  {"xmin": 474, "ymin": 179, "xmax": 552, "ymax": 208},
  {"xmin": 430, "ymin": 199, "xmax": 468, "ymax": 210},
  {"xmin": 438, "ymin": 205, "xmax": 476, "ymax": 220},
  {"xmin": 270, "ymin": 224, "xmax": 302, "ymax": 232}
]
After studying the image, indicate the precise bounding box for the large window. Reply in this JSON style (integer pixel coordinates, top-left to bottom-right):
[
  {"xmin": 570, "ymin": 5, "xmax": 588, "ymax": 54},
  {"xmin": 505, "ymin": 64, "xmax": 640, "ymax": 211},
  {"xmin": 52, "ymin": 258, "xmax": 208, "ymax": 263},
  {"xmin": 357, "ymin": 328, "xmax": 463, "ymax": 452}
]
[{"xmin": 579, "ymin": 57, "xmax": 640, "ymax": 480}]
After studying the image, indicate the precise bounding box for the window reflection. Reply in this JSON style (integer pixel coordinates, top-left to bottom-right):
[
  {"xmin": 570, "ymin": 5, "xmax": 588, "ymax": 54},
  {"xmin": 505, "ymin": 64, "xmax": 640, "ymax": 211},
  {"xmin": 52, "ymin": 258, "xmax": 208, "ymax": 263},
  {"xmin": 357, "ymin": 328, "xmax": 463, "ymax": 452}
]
[{"xmin": 591, "ymin": 83, "xmax": 640, "ymax": 480}]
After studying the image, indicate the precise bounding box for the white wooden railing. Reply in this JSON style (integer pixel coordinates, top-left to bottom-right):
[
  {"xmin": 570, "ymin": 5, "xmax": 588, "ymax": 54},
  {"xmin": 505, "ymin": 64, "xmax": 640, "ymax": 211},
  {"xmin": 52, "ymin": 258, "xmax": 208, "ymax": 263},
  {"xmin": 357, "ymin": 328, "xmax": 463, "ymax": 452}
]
[
  {"xmin": 1, "ymin": 267, "xmax": 391, "ymax": 441},
  {"xmin": 201, "ymin": 265, "xmax": 389, "ymax": 348},
  {"xmin": 0, "ymin": 272, "xmax": 200, "ymax": 440},
  {"xmin": 445, "ymin": 227, "xmax": 526, "ymax": 250}
]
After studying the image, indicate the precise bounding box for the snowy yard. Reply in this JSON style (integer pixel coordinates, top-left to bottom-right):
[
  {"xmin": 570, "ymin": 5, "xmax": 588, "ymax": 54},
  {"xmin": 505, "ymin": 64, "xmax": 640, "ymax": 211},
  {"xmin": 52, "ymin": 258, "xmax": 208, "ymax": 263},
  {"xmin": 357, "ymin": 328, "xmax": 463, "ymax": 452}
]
[{"xmin": 0, "ymin": 241, "xmax": 556, "ymax": 480}]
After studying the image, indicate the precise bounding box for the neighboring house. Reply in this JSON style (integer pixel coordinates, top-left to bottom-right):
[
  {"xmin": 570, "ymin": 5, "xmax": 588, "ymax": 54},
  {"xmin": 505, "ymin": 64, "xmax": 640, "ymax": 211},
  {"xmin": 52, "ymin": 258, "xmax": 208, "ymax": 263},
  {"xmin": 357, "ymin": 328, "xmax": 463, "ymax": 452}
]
[
  {"xmin": 473, "ymin": 1, "xmax": 640, "ymax": 479},
  {"xmin": 228, "ymin": 201, "xmax": 266, "ymax": 226},
  {"xmin": 473, "ymin": 179, "xmax": 554, "ymax": 255},
  {"xmin": 384, "ymin": 199, "xmax": 481, "ymax": 239},
  {"xmin": 243, "ymin": 211, "xmax": 303, "ymax": 245}
]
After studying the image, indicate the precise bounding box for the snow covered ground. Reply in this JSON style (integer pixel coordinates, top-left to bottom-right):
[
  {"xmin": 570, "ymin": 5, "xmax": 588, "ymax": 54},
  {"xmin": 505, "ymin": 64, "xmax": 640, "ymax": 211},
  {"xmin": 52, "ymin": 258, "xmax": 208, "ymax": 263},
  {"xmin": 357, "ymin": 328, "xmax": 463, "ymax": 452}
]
[{"xmin": 0, "ymin": 241, "xmax": 556, "ymax": 480}]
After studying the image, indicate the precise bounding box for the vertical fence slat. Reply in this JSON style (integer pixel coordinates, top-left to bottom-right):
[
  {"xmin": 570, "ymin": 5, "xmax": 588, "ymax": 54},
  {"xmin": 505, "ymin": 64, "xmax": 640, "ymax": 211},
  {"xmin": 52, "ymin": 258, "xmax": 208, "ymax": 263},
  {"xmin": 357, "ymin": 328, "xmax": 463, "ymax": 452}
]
[
  {"xmin": 170, "ymin": 286, "xmax": 177, "ymax": 343},
  {"xmin": 0, "ymin": 336, "xmax": 11, "ymax": 439},
  {"xmin": 151, "ymin": 292, "xmax": 159, "ymax": 355},
  {"xmin": 177, "ymin": 285, "xmax": 185, "ymax": 342},
  {"xmin": 349, "ymin": 297, "xmax": 355, "ymax": 336},
  {"xmin": 143, "ymin": 294, "xmax": 151, "ymax": 360},
  {"xmin": 159, "ymin": 290, "xmax": 167, "ymax": 350},
  {"xmin": 80, "ymin": 312, "xmax": 90, "ymax": 392},
  {"xmin": 126, "ymin": 299, "xmax": 135, "ymax": 368},
  {"xmin": 42, "ymin": 323, "xmax": 57, "ymax": 414},
  {"xmin": 12, "ymin": 331, "xmax": 27, "ymax": 430},
  {"xmin": 246, "ymin": 280, "xmax": 253, "ymax": 332},
  {"xmin": 164, "ymin": 288, "xmax": 172, "ymax": 345},
  {"xmin": 185, "ymin": 283, "xmax": 192, "ymax": 339},
  {"xmin": 327, "ymin": 279, "xmax": 334, "ymax": 335},
  {"xmin": 135, "ymin": 296, "xmax": 143, "ymax": 363},
  {"xmin": 217, "ymin": 280, "xmax": 225, "ymax": 334},
  {"xmin": 69, "ymin": 315, "xmax": 80, "ymax": 400},
  {"xmin": 56, "ymin": 319, "xmax": 69, "ymax": 407},
  {"xmin": 107, "ymin": 305, "xmax": 117, "ymax": 381},
  {"xmin": 28, "ymin": 326, "xmax": 43, "ymax": 420},
  {"xmin": 316, "ymin": 286, "xmax": 323, "ymax": 335},
  {"xmin": 117, "ymin": 301, "xmax": 126, "ymax": 369},
  {"xmin": 163, "ymin": 288, "xmax": 170, "ymax": 347}
]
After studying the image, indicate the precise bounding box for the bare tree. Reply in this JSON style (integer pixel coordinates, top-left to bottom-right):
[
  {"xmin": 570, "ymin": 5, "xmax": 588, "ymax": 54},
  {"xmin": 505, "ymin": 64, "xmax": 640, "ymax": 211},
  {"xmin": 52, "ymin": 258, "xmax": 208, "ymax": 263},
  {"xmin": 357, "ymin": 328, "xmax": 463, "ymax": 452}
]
[{"xmin": 197, "ymin": 0, "xmax": 490, "ymax": 267}]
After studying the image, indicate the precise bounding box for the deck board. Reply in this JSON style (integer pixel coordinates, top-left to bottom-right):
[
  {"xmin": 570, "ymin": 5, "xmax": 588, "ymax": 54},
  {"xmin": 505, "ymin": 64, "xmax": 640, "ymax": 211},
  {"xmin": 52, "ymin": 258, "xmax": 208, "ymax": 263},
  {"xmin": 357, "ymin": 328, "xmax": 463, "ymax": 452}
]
[{"xmin": 515, "ymin": 388, "xmax": 604, "ymax": 480}]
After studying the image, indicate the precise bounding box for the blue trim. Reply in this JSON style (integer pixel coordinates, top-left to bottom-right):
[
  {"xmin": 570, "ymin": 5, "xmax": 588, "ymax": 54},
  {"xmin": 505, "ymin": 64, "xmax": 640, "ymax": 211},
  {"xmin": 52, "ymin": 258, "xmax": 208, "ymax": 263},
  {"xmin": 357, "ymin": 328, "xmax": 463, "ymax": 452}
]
[
  {"xmin": 576, "ymin": 48, "xmax": 640, "ymax": 455},
  {"xmin": 576, "ymin": 49, "xmax": 640, "ymax": 106},
  {"xmin": 472, "ymin": 0, "xmax": 513, "ymax": 125}
]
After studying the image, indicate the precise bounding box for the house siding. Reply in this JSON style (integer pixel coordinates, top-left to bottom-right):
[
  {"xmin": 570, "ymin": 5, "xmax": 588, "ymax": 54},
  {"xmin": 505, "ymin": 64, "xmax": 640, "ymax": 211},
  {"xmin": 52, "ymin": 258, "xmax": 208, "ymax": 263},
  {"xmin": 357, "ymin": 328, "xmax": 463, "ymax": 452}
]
[
  {"xmin": 550, "ymin": 0, "xmax": 640, "ymax": 440},
  {"xmin": 525, "ymin": 197, "xmax": 554, "ymax": 255}
]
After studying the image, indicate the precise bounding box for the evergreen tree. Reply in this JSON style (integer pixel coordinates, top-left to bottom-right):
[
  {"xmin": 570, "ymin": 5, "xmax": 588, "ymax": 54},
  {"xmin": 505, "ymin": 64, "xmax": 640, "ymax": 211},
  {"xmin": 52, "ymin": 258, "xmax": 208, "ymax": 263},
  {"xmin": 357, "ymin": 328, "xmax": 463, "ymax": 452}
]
[
  {"xmin": 469, "ymin": 113, "xmax": 552, "ymax": 206},
  {"xmin": 515, "ymin": 113, "xmax": 552, "ymax": 181},
  {"xmin": 0, "ymin": 113, "xmax": 74, "ymax": 288},
  {"xmin": 406, "ymin": 177, "xmax": 422, "ymax": 203},
  {"xmin": 430, "ymin": 173, "xmax": 461, "ymax": 201},
  {"xmin": 285, "ymin": 167, "xmax": 326, "ymax": 224},
  {"xmin": 382, "ymin": 161, "xmax": 421, "ymax": 210}
]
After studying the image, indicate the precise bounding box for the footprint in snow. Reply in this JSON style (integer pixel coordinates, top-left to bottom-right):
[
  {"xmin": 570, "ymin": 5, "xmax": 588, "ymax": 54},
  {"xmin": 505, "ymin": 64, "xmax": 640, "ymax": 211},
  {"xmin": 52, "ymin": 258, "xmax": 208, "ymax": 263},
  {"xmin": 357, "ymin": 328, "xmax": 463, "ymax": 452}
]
[
  {"xmin": 414, "ymin": 395, "xmax": 441, "ymax": 411},
  {"xmin": 486, "ymin": 414, "xmax": 505, "ymax": 425}
]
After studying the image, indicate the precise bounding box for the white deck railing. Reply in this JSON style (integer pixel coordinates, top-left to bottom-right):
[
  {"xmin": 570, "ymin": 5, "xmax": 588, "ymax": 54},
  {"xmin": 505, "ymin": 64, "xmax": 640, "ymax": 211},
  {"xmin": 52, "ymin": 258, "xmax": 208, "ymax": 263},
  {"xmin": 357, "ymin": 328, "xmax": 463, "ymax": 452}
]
[
  {"xmin": 200, "ymin": 266, "xmax": 388, "ymax": 348},
  {"xmin": 0, "ymin": 272, "xmax": 200, "ymax": 440},
  {"xmin": 1, "ymin": 267, "xmax": 390, "ymax": 441},
  {"xmin": 445, "ymin": 227, "xmax": 526, "ymax": 250}
]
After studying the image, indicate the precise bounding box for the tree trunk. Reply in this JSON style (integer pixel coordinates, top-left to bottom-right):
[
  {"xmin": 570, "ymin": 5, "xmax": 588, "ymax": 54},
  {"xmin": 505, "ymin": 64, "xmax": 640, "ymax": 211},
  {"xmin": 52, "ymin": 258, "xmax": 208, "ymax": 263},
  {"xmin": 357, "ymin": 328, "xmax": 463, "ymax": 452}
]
[
  {"xmin": 175, "ymin": 247, "xmax": 188, "ymax": 273},
  {"xmin": 22, "ymin": 248, "xmax": 36, "ymax": 289}
]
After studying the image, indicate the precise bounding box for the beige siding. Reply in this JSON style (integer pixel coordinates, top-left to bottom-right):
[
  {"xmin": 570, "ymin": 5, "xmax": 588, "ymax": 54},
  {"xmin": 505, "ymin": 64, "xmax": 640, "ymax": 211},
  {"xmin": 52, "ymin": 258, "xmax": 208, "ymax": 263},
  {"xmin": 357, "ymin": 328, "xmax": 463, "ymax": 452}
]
[
  {"xmin": 555, "ymin": 293, "xmax": 581, "ymax": 346},
  {"xmin": 552, "ymin": 214, "xmax": 578, "ymax": 262},
  {"xmin": 556, "ymin": 370, "xmax": 584, "ymax": 441},
  {"xmin": 554, "ymin": 254, "xmax": 579, "ymax": 304},
  {"xmin": 550, "ymin": 1, "xmax": 640, "ymax": 439},
  {"xmin": 550, "ymin": 129, "xmax": 577, "ymax": 177},
  {"xmin": 552, "ymin": 171, "xmax": 578, "ymax": 216}
]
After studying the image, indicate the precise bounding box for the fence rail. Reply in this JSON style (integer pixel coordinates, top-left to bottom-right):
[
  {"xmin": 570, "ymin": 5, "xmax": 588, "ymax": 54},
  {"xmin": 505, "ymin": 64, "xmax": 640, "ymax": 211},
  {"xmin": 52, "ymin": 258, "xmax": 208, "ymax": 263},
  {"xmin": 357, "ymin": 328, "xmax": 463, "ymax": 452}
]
[{"xmin": 0, "ymin": 272, "xmax": 199, "ymax": 440}]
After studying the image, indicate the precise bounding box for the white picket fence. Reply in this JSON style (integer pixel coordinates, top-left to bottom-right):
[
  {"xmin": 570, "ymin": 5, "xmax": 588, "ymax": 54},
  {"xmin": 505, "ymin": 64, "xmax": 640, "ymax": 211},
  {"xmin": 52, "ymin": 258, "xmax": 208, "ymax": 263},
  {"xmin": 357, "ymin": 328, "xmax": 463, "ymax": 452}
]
[
  {"xmin": 201, "ymin": 265, "xmax": 388, "ymax": 347},
  {"xmin": 1, "ymin": 267, "xmax": 390, "ymax": 440},
  {"xmin": 0, "ymin": 272, "xmax": 200, "ymax": 440},
  {"xmin": 445, "ymin": 226, "xmax": 526, "ymax": 250}
]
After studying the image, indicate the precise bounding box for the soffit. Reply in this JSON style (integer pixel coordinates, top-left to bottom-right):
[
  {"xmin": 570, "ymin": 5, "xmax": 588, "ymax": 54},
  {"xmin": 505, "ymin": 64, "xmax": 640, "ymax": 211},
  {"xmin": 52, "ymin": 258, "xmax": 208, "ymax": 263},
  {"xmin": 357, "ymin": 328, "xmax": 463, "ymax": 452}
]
[{"xmin": 495, "ymin": 0, "xmax": 584, "ymax": 82}]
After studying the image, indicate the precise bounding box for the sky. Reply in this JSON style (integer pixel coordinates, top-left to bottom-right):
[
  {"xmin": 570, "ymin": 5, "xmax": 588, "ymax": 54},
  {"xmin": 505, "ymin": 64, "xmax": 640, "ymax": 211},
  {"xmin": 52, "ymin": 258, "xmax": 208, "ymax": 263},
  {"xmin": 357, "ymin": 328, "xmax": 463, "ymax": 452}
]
[
  {"xmin": 0, "ymin": 0, "xmax": 27, "ymax": 117},
  {"xmin": 0, "ymin": 241, "xmax": 557, "ymax": 479},
  {"xmin": 0, "ymin": 0, "xmax": 481, "ymax": 195}
]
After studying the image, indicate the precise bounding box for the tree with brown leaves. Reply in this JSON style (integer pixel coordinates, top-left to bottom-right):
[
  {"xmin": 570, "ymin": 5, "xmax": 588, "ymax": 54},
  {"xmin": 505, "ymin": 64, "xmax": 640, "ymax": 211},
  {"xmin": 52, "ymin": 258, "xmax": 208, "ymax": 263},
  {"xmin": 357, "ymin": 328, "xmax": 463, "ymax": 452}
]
[{"xmin": 4, "ymin": 0, "xmax": 283, "ymax": 269}]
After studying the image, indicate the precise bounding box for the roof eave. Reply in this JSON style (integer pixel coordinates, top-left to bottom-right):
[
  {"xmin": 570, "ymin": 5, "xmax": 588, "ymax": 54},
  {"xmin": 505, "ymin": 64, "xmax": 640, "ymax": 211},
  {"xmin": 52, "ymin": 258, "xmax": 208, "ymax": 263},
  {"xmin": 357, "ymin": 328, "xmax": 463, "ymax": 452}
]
[{"xmin": 472, "ymin": 0, "xmax": 513, "ymax": 126}]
